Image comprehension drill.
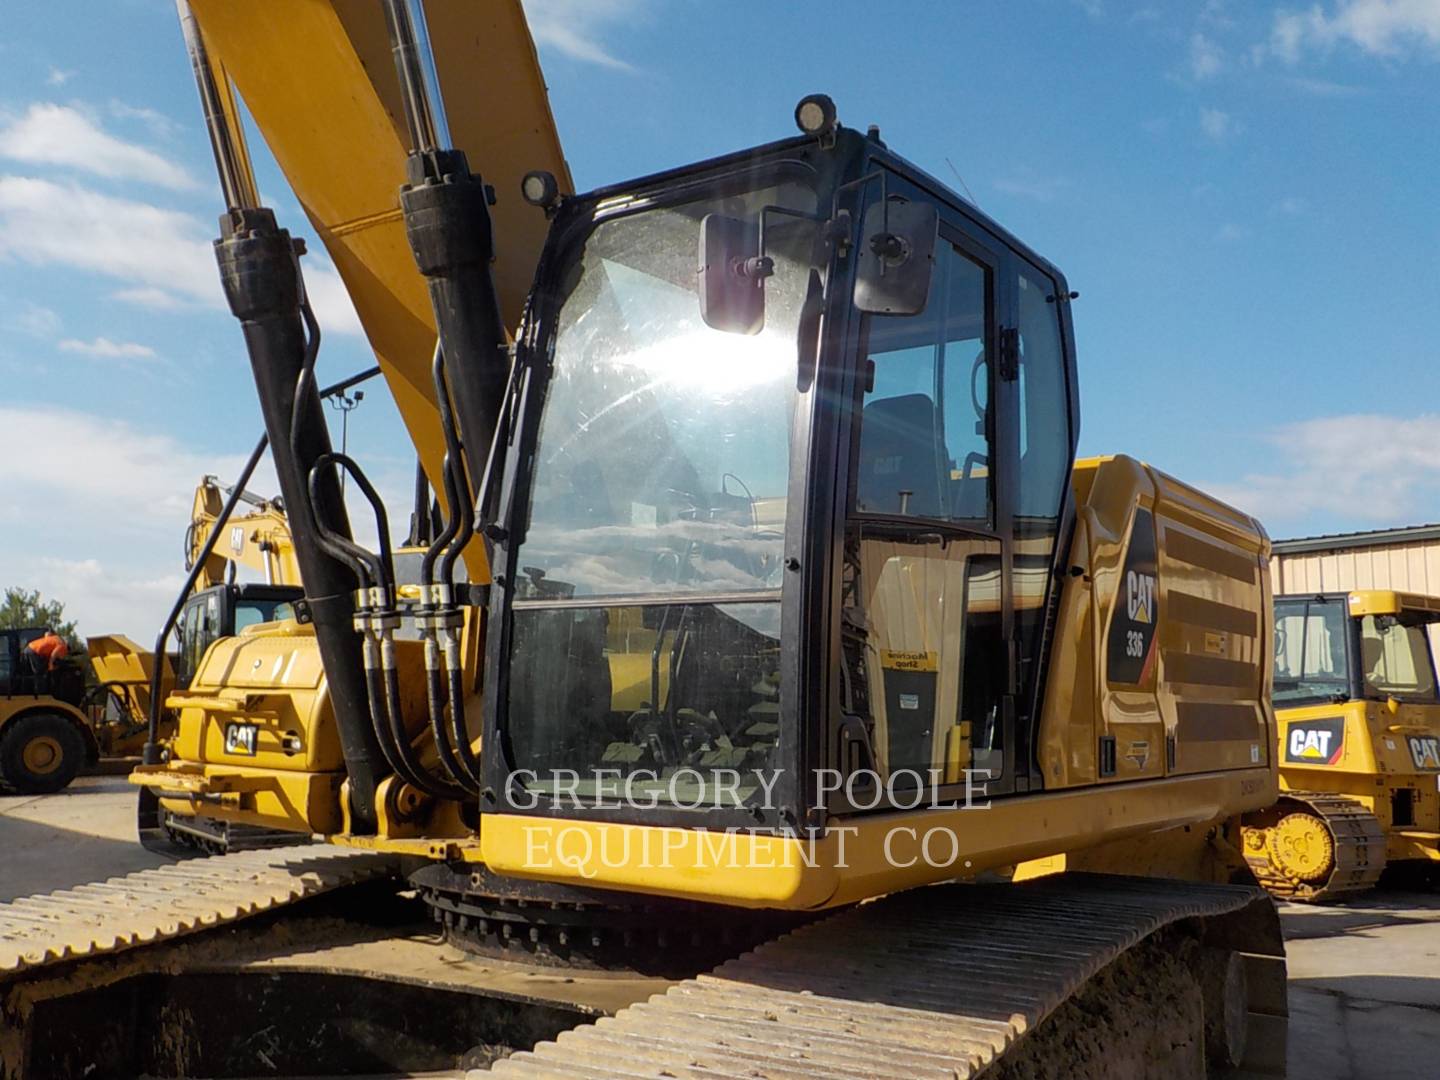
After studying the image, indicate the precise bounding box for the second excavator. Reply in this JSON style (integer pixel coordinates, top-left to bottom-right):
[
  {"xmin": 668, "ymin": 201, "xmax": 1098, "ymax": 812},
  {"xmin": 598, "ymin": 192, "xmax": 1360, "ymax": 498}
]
[{"xmin": 1, "ymin": 4, "xmax": 1289, "ymax": 1077}]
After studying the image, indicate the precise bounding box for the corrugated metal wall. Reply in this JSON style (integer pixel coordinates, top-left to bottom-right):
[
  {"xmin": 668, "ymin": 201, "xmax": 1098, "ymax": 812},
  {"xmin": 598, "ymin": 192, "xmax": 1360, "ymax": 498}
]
[
  {"xmin": 1272, "ymin": 540, "xmax": 1440, "ymax": 597},
  {"xmin": 1272, "ymin": 537, "xmax": 1440, "ymax": 656}
]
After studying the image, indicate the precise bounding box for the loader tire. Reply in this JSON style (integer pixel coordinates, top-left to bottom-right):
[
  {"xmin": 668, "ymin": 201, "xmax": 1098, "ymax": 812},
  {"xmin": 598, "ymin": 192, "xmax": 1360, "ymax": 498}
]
[{"xmin": 0, "ymin": 712, "xmax": 86, "ymax": 794}]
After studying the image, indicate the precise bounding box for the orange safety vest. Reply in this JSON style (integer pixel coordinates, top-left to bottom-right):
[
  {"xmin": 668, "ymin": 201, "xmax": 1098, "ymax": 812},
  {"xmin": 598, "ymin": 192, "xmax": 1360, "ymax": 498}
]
[{"xmin": 26, "ymin": 633, "xmax": 69, "ymax": 670}]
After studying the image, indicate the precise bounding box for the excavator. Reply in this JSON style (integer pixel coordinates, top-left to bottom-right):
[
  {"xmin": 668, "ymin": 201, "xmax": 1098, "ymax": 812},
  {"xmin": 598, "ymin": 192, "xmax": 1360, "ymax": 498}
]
[
  {"xmin": 0, "ymin": 3, "xmax": 1290, "ymax": 1077},
  {"xmin": 1240, "ymin": 589, "xmax": 1440, "ymax": 899}
]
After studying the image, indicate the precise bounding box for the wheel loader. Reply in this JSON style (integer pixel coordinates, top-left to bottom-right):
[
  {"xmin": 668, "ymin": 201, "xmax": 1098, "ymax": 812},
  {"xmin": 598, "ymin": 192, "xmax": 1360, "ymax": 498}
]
[
  {"xmin": 0, "ymin": 628, "xmax": 99, "ymax": 795},
  {"xmin": 1241, "ymin": 589, "xmax": 1440, "ymax": 899},
  {"xmin": 0, "ymin": 3, "xmax": 1291, "ymax": 1077}
]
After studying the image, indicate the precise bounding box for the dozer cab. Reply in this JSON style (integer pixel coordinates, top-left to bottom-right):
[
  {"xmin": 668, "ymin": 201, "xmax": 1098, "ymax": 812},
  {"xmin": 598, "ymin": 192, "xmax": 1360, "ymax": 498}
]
[
  {"xmin": 1, "ymin": 4, "xmax": 1290, "ymax": 1077},
  {"xmin": 0, "ymin": 627, "xmax": 98, "ymax": 794},
  {"xmin": 1242, "ymin": 589, "xmax": 1440, "ymax": 899}
]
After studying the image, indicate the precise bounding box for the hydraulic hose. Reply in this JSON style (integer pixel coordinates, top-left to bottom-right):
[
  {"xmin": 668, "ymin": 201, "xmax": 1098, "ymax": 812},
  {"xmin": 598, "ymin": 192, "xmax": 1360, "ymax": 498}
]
[
  {"xmin": 444, "ymin": 628, "xmax": 480, "ymax": 782},
  {"xmin": 381, "ymin": 631, "xmax": 466, "ymax": 800},
  {"xmin": 409, "ymin": 344, "xmax": 481, "ymax": 792},
  {"xmin": 307, "ymin": 452, "xmax": 395, "ymax": 598},
  {"xmin": 305, "ymin": 452, "xmax": 464, "ymax": 800}
]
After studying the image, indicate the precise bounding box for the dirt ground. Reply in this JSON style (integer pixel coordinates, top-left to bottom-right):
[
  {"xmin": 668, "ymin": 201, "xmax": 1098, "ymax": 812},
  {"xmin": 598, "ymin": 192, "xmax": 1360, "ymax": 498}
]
[{"xmin": 2, "ymin": 780, "xmax": 1437, "ymax": 1078}]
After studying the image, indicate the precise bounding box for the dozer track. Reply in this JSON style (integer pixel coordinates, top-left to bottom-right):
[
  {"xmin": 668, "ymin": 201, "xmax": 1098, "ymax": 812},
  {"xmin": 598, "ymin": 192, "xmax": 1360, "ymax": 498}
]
[
  {"xmin": 1243, "ymin": 792, "xmax": 1387, "ymax": 902},
  {"xmin": 489, "ymin": 874, "xmax": 1287, "ymax": 1079},
  {"xmin": 2, "ymin": 862, "xmax": 1285, "ymax": 1079}
]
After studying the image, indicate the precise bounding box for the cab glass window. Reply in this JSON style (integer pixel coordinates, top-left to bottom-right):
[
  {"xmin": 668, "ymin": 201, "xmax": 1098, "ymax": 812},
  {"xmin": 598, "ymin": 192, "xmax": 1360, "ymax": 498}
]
[
  {"xmin": 857, "ymin": 242, "xmax": 991, "ymax": 524},
  {"xmin": 1359, "ymin": 614, "xmax": 1439, "ymax": 702},
  {"xmin": 1014, "ymin": 268, "xmax": 1071, "ymax": 691},
  {"xmin": 1273, "ymin": 598, "xmax": 1348, "ymax": 705}
]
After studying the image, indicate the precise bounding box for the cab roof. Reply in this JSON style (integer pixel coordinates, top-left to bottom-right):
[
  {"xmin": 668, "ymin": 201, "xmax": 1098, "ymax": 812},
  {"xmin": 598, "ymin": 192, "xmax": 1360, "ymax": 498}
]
[{"xmin": 1345, "ymin": 590, "xmax": 1440, "ymax": 619}]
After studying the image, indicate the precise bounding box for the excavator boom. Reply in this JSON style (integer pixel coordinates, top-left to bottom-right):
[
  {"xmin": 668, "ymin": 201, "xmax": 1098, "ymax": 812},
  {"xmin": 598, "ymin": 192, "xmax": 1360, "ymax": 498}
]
[
  {"xmin": 188, "ymin": 474, "xmax": 299, "ymax": 588},
  {"xmin": 185, "ymin": 0, "xmax": 569, "ymax": 540}
]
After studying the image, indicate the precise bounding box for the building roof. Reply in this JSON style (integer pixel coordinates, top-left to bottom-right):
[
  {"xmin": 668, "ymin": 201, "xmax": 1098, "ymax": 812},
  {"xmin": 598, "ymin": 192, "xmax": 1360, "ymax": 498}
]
[{"xmin": 1272, "ymin": 523, "xmax": 1440, "ymax": 556}]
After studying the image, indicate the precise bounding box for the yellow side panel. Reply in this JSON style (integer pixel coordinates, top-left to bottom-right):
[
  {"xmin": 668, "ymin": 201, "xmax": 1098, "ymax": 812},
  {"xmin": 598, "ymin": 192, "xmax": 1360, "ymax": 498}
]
[
  {"xmin": 150, "ymin": 769, "xmax": 342, "ymax": 834},
  {"xmin": 1151, "ymin": 467, "xmax": 1274, "ymax": 776},
  {"xmin": 169, "ymin": 626, "xmax": 343, "ymax": 773},
  {"xmin": 479, "ymin": 768, "xmax": 1275, "ymax": 910},
  {"xmin": 1039, "ymin": 455, "xmax": 1276, "ymax": 798}
]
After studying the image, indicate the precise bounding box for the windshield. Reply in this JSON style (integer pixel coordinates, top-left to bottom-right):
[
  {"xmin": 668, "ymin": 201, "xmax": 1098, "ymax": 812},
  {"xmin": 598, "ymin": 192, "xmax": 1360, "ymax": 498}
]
[
  {"xmin": 513, "ymin": 177, "xmax": 818, "ymax": 600},
  {"xmin": 1360, "ymin": 614, "xmax": 1439, "ymax": 701},
  {"xmin": 505, "ymin": 176, "xmax": 819, "ymax": 811},
  {"xmin": 1273, "ymin": 598, "xmax": 1349, "ymax": 706},
  {"xmin": 234, "ymin": 597, "xmax": 296, "ymax": 633}
]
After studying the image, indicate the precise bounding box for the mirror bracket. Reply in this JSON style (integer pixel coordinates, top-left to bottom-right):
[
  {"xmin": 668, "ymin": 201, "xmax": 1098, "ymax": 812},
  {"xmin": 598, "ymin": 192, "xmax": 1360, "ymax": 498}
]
[{"xmin": 853, "ymin": 196, "xmax": 938, "ymax": 315}]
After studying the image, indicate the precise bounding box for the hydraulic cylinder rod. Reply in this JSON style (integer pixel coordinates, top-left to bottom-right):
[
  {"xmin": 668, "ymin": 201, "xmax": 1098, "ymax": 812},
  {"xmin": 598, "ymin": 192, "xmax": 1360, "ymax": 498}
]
[
  {"xmin": 383, "ymin": 0, "xmax": 511, "ymax": 495},
  {"xmin": 176, "ymin": 1, "xmax": 385, "ymax": 830}
]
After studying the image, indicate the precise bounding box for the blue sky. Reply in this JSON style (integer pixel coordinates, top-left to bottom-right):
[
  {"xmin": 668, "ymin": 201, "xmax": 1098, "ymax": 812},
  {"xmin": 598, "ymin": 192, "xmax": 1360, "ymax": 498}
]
[{"xmin": 1, "ymin": 0, "xmax": 1437, "ymax": 637}]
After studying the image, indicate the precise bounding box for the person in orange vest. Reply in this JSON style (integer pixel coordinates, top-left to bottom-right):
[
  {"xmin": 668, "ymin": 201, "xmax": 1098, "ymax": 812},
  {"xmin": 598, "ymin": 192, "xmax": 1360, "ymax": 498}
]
[{"xmin": 26, "ymin": 629, "xmax": 70, "ymax": 672}]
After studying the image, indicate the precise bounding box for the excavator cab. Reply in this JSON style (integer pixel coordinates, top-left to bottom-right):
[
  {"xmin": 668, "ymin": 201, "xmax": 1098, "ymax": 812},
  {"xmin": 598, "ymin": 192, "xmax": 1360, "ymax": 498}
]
[
  {"xmin": 172, "ymin": 582, "xmax": 304, "ymax": 689},
  {"xmin": 482, "ymin": 123, "xmax": 1081, "ymax": 871}
]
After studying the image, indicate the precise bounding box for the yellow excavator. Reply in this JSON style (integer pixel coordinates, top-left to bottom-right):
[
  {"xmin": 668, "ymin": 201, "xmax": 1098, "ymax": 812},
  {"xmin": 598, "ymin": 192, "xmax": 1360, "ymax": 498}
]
[
  {"xmin": 0, "ymin": 4, "xmax": 1290, "ymax": 1077},
  {"xmin": 1241, "ymin": 589, "xmax": 1440, "ymax": 899}
]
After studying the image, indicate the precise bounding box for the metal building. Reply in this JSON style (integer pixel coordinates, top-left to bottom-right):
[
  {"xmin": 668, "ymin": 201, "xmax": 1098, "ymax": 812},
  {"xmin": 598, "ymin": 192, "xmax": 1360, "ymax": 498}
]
[{"xmin": 1271, "ymin": 523, "xmax": 1440, "ymax": 597}]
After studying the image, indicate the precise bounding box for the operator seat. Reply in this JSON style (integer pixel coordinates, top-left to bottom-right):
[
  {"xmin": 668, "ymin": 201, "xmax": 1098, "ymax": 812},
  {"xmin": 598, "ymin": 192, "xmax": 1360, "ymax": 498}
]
[
  {"xmin": 857, "ymin": 394, "xmax": 946, "ymax": 519},
  {"xmin": 1361, "ymin": 633, "xmax": 1386, "ymax": 686}
]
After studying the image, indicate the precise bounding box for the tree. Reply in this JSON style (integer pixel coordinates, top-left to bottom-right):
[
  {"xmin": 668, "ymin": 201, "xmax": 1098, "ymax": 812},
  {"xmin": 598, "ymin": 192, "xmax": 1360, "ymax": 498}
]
[{"xmin": 0, "ymin": 587, "xmax": 81, "ymax": 646}]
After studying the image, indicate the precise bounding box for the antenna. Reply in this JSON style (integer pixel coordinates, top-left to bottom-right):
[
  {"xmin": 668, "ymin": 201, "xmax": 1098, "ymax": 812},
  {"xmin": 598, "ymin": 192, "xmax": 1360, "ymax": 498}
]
[{"xmin": 945, "ymin": 156, "xmax": 980, "ymax": 209}]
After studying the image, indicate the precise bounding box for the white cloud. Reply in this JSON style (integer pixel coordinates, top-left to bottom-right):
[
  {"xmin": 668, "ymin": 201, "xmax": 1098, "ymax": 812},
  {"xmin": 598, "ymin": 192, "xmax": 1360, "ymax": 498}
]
[
  {"xmin": 0, "ymin": 175, "xmax": 217, "ymax": 299},
  {"xmin": 0, "ymin": 103, "xmax": 198, "ymax": 191},
  {"xmin": 1272, "ymin": 0, "xmax": 1440, "ymax": 62},
  {"xmin": 1208, "ymin": 414, "xmax": 1440, "ymax": 530},
  {"xmin": 1190, "ymin": 32, "xmax": 1224, "ymax": 78},
  {"xmin": 993, "ymin": 168, "xmax": 1070, "ymax": 203},
  {"xmin": 109, "ymin": 287, "xmax": 186, "ymax": 311},
  {"xmin": 45, "ymin": 68, "xmax": 73, "ymax": 87},
  {"xmin": 303, "ymin": 262, "xmax": 365, "ymax": 339},
  {"xmin": 11, "ymin": 302, "xmax": 60, "ymax": 338},
  {"xmin": 1200, "ymin": 107, "xmax": 1232, "ymax": 140},
  {"xmin": 58, "ymin": 336, "xmax": 157, "ymax": 360},
  {"xmin": 0, "ymin": 405, "xmax": 252, "ymax": 638},
  {"xmin": 25, "ymin": 557, "xmax": 186, "ymax": 646},
  {"xmin": 1215, "ymin": 222, "xmax": 1249, "ymax": 241},
  {"xmin": 0, "ymin": 177, "xmax": 364, "ymax": 337},
  {"xmin": 1275, "ymin": 195, "xmax": 1309, "ymax": 215},
  {"xmin": 1284, "ymin": 74, "xmax": 1369, "ymax": 95},
  {"xmin": 108, "ymin": 100, "xmax": 180, "ymax": 141},
  {"xmin": 522, "ymin": 0, "xmax": 640, "ymax": 70}
]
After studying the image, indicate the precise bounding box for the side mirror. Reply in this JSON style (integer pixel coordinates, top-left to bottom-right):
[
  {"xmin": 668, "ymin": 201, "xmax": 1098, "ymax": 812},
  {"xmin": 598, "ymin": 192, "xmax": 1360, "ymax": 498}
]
[
  {"xmin": 699, "ymin": 214, "xmax": 766, "ymax": 335},
  {"xmin": 853, "ymin": 198, "xmax": 938, "ymax": 316}
]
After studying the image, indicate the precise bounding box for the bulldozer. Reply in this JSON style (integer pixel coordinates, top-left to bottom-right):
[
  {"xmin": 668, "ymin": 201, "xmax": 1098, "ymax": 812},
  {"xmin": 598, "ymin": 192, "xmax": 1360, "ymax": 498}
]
[
  {"xmin": 0, "ymin": 3, "xmax": 1291, "ymax": 1077},
  {"xmin": 1241, "ymin": 589, "xmax": 1440, "ymax": 900}
]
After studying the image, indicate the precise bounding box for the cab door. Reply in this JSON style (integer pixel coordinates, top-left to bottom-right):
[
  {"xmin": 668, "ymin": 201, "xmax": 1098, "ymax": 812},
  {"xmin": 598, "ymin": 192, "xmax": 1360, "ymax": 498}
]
[{"xmin": 837, "ymin": 190, "xmax": 1016, "ymax": 805}]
